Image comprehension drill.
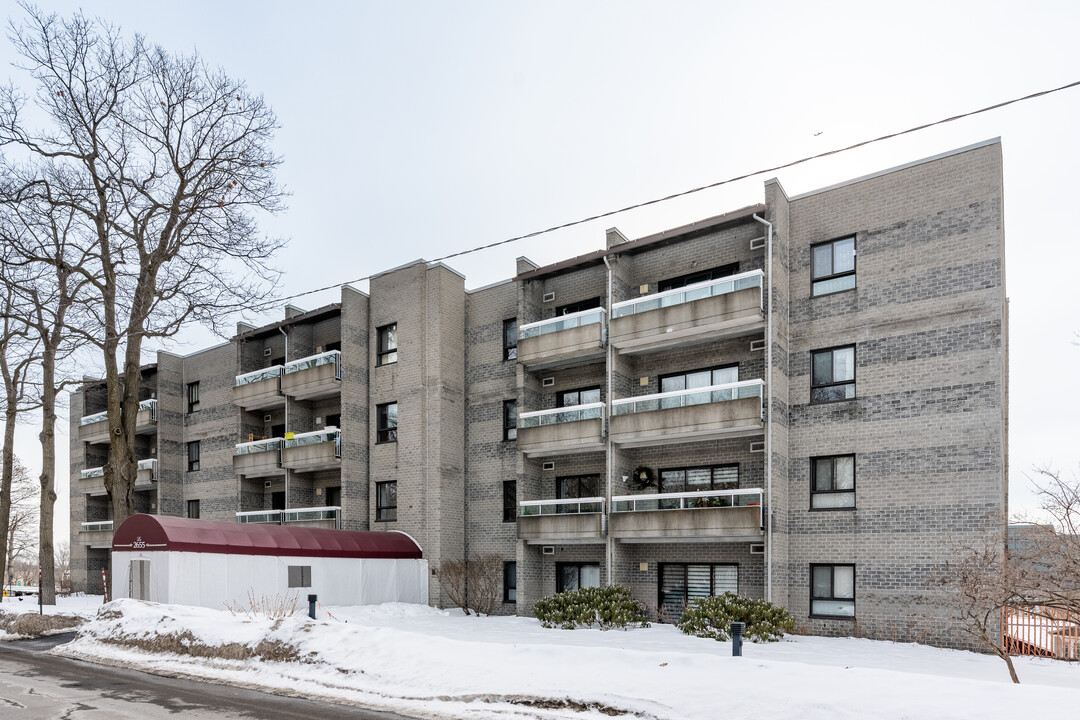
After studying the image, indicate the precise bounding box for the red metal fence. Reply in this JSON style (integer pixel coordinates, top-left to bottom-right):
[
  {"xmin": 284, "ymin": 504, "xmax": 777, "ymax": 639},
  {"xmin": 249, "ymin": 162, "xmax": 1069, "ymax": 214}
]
[{"xmin": 1001, "ymin": 605, "xmax": 1079, "ymax": 661}]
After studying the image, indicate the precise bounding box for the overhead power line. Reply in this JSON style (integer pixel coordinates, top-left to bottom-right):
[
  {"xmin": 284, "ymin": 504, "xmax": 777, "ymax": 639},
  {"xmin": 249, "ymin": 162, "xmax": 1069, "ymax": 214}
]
[{"xmin": 251, "ymin": 78, "xmax": 1080, "ymax": 313}]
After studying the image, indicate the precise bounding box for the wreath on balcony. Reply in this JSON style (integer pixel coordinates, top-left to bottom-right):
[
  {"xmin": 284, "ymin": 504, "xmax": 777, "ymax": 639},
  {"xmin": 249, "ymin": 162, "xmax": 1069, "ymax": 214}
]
[{"xmin": 631, "ymin": 465, "xmax": 656, "ymax": 491}]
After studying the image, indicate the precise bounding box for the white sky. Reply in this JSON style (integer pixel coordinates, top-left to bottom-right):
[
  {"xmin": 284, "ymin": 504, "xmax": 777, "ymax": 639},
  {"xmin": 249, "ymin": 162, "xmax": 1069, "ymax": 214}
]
[{"xmin": 2, "ymin": 1, "xmax": 1077, "ymax": 543}]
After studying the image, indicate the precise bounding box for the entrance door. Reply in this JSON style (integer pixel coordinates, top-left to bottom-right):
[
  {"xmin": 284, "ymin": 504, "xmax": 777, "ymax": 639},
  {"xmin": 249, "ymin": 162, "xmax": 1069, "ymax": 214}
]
[{"xmin": 129, "ymin": 559, "xmax": 150, "ymax": 600}]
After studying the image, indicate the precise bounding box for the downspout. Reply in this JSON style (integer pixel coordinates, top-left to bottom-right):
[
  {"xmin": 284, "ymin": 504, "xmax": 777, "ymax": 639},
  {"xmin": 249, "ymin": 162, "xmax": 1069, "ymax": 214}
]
[
  {"xmin": 752, "ymin": 214, "xmax": 773, "ymax": 603},
  {"xmin": 279, "ymin": 327, "xmax": 289, "ymax": 511},
  {"xmin": 602, "ymin": 255, "xmax": 614, "ymax": 586}
]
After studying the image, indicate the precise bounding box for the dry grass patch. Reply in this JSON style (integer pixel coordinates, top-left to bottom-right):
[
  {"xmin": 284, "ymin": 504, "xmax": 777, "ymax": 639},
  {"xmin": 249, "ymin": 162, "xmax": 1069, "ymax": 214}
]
[
  {"xmin": 0, "ymin": 612, "xmax": 85, "ymax": 637},
  {"xmin": 99, "ymin": 630, "xmax": 305, "ymax": 663}
]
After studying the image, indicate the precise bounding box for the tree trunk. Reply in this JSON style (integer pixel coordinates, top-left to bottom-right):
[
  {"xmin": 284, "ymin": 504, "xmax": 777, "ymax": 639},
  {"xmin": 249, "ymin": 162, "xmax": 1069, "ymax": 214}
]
[
  {"xmin": 0, "ymin": 399, "xmax": 16, "ymax": 602},
  {"xmin": 37, "ymin": 350, "xmax": 57, "ymax": 605}
]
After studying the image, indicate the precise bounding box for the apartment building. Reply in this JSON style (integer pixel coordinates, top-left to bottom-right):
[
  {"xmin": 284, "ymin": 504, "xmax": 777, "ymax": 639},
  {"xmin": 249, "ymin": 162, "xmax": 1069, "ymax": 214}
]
[{"xmin": 70, "ymin": 139, "xmax": 1008, "ymax": 647}]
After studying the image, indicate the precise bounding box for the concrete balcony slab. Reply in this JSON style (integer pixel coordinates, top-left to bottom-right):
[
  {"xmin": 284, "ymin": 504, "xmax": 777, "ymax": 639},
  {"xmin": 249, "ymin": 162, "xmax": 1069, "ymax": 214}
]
[
  {"xmin": 610, "ymin": 505, "xmax": 763, "ymax": 543},
  {"xmin": 281, "ymin": 352, "xmax": 341, "ymax": 401},
  {"xmin": 517, "ymin": 512, "xmax": 605, "ymax": 544},
  {"xmin": 610, "ymin": 285, "xmax": 764, "ymax": 354},
  {"xmin": 282, "ymin": 432, "xmax": 341, "ymax": 473},
  {"xmin": 233, "ymin": 368, "xmax": 285, "ymax": 411},
  {"xmin": 517, "ymin": 416, "xmax": 605, "ymax": 458},
  {"xmin": 610, "ymin": 393, "xmax": 762, "ymax": 448},
  {"xmin": 517, "ymin": 309, "xmax": 606, "ymax": 371}
]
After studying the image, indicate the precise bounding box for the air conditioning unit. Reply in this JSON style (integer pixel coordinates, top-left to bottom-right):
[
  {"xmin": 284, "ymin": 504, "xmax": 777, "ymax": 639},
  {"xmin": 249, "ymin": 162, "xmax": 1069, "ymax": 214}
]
[
  {"xmin": 542, "ymin": 292, "xmax": 555, "ymax": 303},
  {"xmin": 542, "ymin": 461, "xmax": 555, "ymax": 471},
  {"xmin": 750, "ymin": 543, "xmax": 765, "ymax": 555},
  {"xmin": 264, "ymin": 480, "xmax": 272, "ymax": 488},
  {"xmin": 750, "ymin": 441, "xmax": 765, "ymax": 453},
  {"xmin": 542, "ymin": 546, "xmax": 555, "ymax": 556},
  {"xmin": 750, "ymin": 339, "xmax": 766, "ymax": 352},
  {"xmin": 542, "ymin": 377, "xmax": 555, "ymax": 387},
  {"xmin": 264, "ymin": 414, "xmax": 272, "ymax": 422}
]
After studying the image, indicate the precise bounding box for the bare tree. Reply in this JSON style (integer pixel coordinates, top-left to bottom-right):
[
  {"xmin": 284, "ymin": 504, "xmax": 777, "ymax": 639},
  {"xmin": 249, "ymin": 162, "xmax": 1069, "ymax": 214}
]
[
  {"xmin": 0, "ymin": 4, "xmax": 285, "ymax": 529},
  {"xmin": 434, "ymin": 554, "xmax": 505, "ymax": 616},
  {"xmin": 54, "ymin": 539, "xmax": 70, "ymax": 594},
  {"xmin": 1010, "ymin": 465, "xmax": 1080, "ymax": 613},
  {"xmin": 5, "ymin": 457, "xmax": 37, "ymax": 592}
]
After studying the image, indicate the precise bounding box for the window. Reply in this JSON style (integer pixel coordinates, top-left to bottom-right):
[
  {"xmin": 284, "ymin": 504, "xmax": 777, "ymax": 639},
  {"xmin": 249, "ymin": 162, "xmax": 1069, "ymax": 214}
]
[
  {"xmin": 659, "ymin": 564, "xmax": 739, "ymax": 620},
  {"xmin": 377, "ymin": 324, "xmax": 398, "ymax": 366},
  {"xmin": 187, "ymin": 441, "xmax": 200, "ymax": 472},
  {"xmin": 376, "ymin": 402, "xmax": 398, "ymax": 443},
  {"xmin": 659, "ymin": 465, "xmax": 739, "ymax": 508},
  {"xmin": 504, "ymin": 562, "xmax": 517, "ymax": 603},
  {"xmin": 503, "ymin": 399, "xmax": 517, "ymax": 441},
  {"xmin": 324, "ymin": 341, "xmax": 342, "ymax": 352},
  {"xmin": 556, "ymin": 563, "xmax": 601, "ymax": 593},
  {"xmin": 376, "ymin": 481, "xmax": 397, "ymax": 522},
  {"xmin": 187, "ymin": 381, "xmax": 200, "ymax": 414},
  {"xmin": 811, "ymin": 455, "xmax": 855, "ymax": 509},
  {"xmin": 272, "ymin": 491, "xmax": 286, "ymax": 511},
  {"xmin": 660, "ymin": 365, "xmax": 738, "ymax": 394},
  {"xmin": 288, "ymin": 566, "xmax": 312, "ymax": 588},
  {"xmin": 557, "ymin": 386, "xmax": 601, "ymax": 407},
  {"xmin": 556, "ymin": 297, "xmax": 602, "ymax": 316},
  {"xmin": 325, "ymin": 486, "xmax": 341, "ymax": 507},
  {"xmin": 811, "ymin": 564, "xmax": 855, "ymax": 617},
  {"xmin": 557, "ymin": 475, "xmax": 600, "ymax": 502},
  {"xmin": 658, "ymin": 262, "xmax": 739, "ymax": 292},
  {"xmin": 186, "ymin": 499, "xmax": 200, "ymax": 519},
  {"xmin": 503, "ymin": 318, "xmax": 517, "ymax": 361},
  {"xmin": 811, "ymin": 236, "xmax": 856, "ymax": 296},
  {"xmin": 503, "ymin": 481, "xmax": 517, "ymax": 522},
  {"xmin": 325, "ymin": 413, "xmax": 341, "ymax": 429},
  {"xmin": 811, "ymin": 346, "xmax": 855, "ymax": 403}
]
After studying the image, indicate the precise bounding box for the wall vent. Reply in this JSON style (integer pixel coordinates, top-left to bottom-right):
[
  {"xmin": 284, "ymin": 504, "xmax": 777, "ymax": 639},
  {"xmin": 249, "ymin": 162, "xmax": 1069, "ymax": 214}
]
[
  {"xmin": 149, "ymin": 446, "xmax": 156, "ymax": 455},
  {"xmin": 542, "ymin": 461, "xmax": 555, "ymax": 471},
  {"xmin": 264, "ymin": 480, "xmax": 273, "ymax": 488},
  {"xmin": 315, "ymin": 416, "xmax": 323, "ymax": 425},
  {"xmin": 542, "ymin": 546, "xmax": 555, "ymax": 556},
  {"xmin": 750, "ymin": 543, "xmax": 765, "ymax": 555},
  {"xmin": 316, "ymin": 345, "xmax": 323, "ymax": 354},
  {"xmin": 263, "ymin": 347, "xmax": 273, "ymax": 357},
  {"xmin": 542, "ymin": 292, "xmax": 556, "ymax": 303},
  {"xmin": 750, "ymin": 339, "xmax": 766, "ymax": 352},
  {"xmin": 750, "ymin": 236, "xmax": 766, "ymax": 250},
  {"xmin": 542, "ymin": 377, "xmax": 555, "ymax": 387},
  {"xmin": 750, "ymin": 441, "xmax": 765, "ymax": 453},
  {"xmin": 264, "ymin": 414, "xmax": 273, "ymax": 422}
]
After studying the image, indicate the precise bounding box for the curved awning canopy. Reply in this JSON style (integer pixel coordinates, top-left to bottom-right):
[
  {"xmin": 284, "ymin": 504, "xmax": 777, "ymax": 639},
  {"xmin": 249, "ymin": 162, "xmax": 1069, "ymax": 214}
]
[{"xmin": 112, "ymin": 514, "xmax": 422, "ymax": 559}]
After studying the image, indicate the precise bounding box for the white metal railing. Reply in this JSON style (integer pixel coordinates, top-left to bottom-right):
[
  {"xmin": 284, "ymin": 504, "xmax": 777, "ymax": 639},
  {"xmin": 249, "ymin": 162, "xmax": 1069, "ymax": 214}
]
[
  {"xmin": 519, "ymin": 497, "xmax": 605, "ymax": 517},
  {"xmin": 612, "ymin": 488, "xmax": 764, "ymax": 512},
  {"xmin": 284, "ymin": 350, "xmax": 342, "ymax": 379},
  {"xmin": 80, "ymin": 466, "xmax": 105, "ymax": 479},
  {"xmin": 284, "ymin": 428, "xmax": 342, "ymax": 458},
  {"xmin": 518, "ymin": 402, "xmax": 605, "ymax": 429},
  {"xmin": 235, "ymin": 365, "xmax": 283, "ymax": 387},
  {"xmin": 81, "ymin": 521, "xmax": 114, "ymax": 533},
  {"xmin": 236, "ymin": 507, "xmax": 341, "ymax": 525},
  {"xmin": 611, "ymin": 269, "xmax": 764, "ymax": 319},
  {"xmin": 519, "ymin": 307, "xmax": 606, "ymax": 340},
  {"xmin": 611, "ymin": 379, "xmax": 763, "ymax": 416},
  {"xmin": 235, "ymin": 437, "xmax": 284, "ymax": 455}
]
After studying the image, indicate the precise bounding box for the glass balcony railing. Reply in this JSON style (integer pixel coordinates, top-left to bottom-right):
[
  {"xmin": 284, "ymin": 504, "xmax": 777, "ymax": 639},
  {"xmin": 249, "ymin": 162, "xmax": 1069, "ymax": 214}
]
[
  {"xmin": 518, "ymin": 307, "xmax": 606, "ymax": 340},
  {"xmin": 236, "ymin": 507, "xmax": 341, "ymax": 524},
  {"xmin": 519, "ymin": 497, "xmax": 605, "ymax": 517},
  {"xmin": 284, "ymin": 429, "xmax": 342, "ymax": 458},
  {"xmin": 137, "ymin": 458, "xmax": 157, "ymax": 472},
  {"xmin": 283, "ymin": 350, "xmax": 342, "ymax": 378},
  {"xmin": 81, "ymin": 399, "xmax": 157, "ymax": 425},
  {"xmin": 518, "ymin": 402, "xmax": 605, "ymax": 429},
  {"xmin": 612, "ymin": 488, "xmax": 763, "ymax": 512},
  {"xmin": 80, "ymin": 467, "xmax": 105, "ymax": 479},
  {"xmin": 235, "ymin": 365, "xmax": 283, "ymax": 387},
  {"xmin": 81, "ymin": 521, "xmax": 114, "ymax": 533},
  {"xmin": 235, "ymin": 437, "xmax": 284, "ymax": 455},
  {"xmin": 79, "ymin": 410, "xmax": 108, "ymax": 426},
  {"xmin": 236, "ymin": 510, "xmax": 281, "ymax": 524},
  {"xmin": 611, "ymin": 270, "xmax": 764, "ymax": 319},
  {"xmin": 611, "ymin": 379, "xmax": 763, "ymax": 416}
]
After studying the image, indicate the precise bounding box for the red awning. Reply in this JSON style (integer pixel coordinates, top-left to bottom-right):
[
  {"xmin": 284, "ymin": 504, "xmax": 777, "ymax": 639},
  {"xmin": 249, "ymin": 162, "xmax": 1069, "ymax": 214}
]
[{"xmin": 112, "ymin": 514, "xmax": 422, "ymax": 559}]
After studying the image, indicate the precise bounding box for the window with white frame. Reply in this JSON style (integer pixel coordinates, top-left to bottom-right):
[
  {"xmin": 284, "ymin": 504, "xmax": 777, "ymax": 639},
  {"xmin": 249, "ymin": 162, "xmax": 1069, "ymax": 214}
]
[
  {"xmin": 811, "ymin": 236, "xmax": 856, "ymax": 296},
  {"xmin": 811, "ymin": 564, "xmax": 855, "ymax": 617}
]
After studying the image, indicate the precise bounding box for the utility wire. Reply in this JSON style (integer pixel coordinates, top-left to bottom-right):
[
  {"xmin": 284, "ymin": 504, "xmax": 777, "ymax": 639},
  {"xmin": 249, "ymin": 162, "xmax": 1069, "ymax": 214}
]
[{"xmin": 250, "ymin": 78, "xmax": 1080, "ymax": 313}]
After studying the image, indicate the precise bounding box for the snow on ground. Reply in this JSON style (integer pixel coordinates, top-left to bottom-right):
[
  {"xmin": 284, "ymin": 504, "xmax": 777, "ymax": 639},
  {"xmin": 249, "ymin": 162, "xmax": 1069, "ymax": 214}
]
[
  {"xmin": 0, "ymin": 593, "xmax": 106, "ymax": 639},
  {"xmin": 53, "ymin": 600, "xmax": 1079, "ymax": 720}
]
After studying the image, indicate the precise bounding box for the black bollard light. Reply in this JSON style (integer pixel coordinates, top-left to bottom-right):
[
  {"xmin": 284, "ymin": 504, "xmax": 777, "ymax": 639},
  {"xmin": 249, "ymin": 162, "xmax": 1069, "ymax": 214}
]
[
  {"xmin": 730, "ymin": 621, "xmax": 746, "ymax": 657},
  {"xmin": 308, "ymin": 594, "xmax": 317, "ymax": 620}
]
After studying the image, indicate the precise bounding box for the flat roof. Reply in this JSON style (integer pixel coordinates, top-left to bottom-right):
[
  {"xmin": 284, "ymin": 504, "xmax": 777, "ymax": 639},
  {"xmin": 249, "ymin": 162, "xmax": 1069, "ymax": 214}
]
[{"xmin": 112, "ymin": 514, "xmax": 423, "ymax": 559}]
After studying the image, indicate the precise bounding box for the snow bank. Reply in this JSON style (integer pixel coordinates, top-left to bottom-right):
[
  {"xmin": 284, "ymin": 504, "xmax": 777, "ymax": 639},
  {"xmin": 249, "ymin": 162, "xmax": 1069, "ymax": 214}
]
[{"xmin": 54, "ymin": 600, "xmax": 1080, "ymax": 720}]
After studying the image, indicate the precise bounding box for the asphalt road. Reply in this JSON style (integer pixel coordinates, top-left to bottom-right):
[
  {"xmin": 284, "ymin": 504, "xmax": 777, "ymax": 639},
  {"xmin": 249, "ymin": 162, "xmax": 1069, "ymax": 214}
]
[{"xmin": 0, "ymin": 633, "xmax": 416, "ymax": 720}]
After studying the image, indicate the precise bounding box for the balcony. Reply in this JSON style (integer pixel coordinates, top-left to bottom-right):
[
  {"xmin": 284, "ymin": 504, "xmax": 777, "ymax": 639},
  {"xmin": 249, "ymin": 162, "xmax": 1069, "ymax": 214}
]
[
  {"xmin": 517, "ymin": 308, "xmax": 606, "ymax": 370},
  {"xmin": 282, "ymin": 429, "xmax": 342, "ymax": 472},
  {"xmin": 236, "ymin": 506, "xmax": 341, "ymax": 530},
  {"xmin": 609, "ymin": 380, "xmax": 764, "ymax": 448},
  {"xmin": 233, "ymin": 438, "xmax": 284, "ymax": 477},
  {"xmin": 79, "ymin": 520, "xmax": 114, "ymax": 549},
  {"xmin": 610, "ymin": 488, "xmax": 763, "ymax": 543},
  {"xmin": 517, "ymin": 403, "xmax": 605, "ymax": 457},
  {"xmin": 517, "ymin": 498, "xmax": 605, "ymax": 544},
  {"xmin": 232, "ymin": 366, "xmax": 285, "ymax": 411},
  {"xmin": 78, "ymin": 459, "xmax": 156, "ymax": 496},
  {"xmin": 79, "ymin": 399, "xmax": 158, "ymax": 444},
  {"xmin": 609, "ymin": 270, "xmax": 764, "ymax": 354},
  {"xmin": 281, "ymin": 351, "xmax": 342, "ymax": 401}
]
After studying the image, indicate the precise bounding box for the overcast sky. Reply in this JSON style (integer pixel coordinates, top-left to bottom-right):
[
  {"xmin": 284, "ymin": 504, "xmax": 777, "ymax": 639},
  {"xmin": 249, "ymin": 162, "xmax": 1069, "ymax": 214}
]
[{"xmin": 3, "ymin": 1, "xmax": 1077, "ymax": 543}]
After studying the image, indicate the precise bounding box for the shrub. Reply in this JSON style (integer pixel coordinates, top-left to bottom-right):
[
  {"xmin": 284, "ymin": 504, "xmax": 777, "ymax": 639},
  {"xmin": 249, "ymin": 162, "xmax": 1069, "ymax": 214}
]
[
  {"xmin": 434, "ymin": 554, "xmax": 504, "ymax": 616},
  {"xmin": 677, "ymin": 593, "xmax": 795, "ymax": 642},
  {"xmin": 533, "ymin": 585, "xmax": 650, "ymax": 630}
]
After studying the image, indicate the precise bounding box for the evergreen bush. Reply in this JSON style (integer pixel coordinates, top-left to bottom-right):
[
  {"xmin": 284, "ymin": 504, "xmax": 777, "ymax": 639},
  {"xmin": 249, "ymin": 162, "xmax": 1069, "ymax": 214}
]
[
  {"xmin": 533, "ymin": 585, "xmax": 650, "ymax": 630},
  {"xmin": 676, "ymin": 593, "xmax": 795, "ymax": 642}
]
